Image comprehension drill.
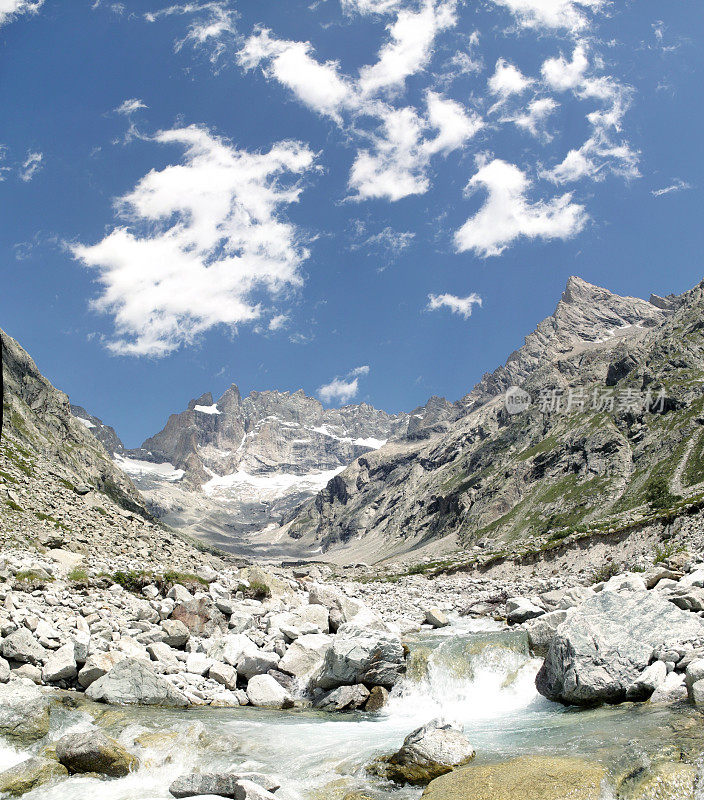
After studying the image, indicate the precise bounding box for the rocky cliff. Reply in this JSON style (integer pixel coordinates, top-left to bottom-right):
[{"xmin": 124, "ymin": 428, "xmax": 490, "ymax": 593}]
[{"xmin": 277, "ymin": 276, "xmax": 704, "ymax": 564}]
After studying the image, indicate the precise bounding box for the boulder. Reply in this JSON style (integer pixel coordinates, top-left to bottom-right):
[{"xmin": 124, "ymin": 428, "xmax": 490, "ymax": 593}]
[
  {"xmin": 0, "ymin": 757, "xmax": 67, "ymax": 796},
  {"xmin": 171, "ymin": 597, "xmax": 227, "ymax": 637},
  {"xmin": 147, "ymin": 642, "xmax": 180, "ymax": 669},
  {"xmin": 209, "ymin": 634, "xmax": 260, "ymax": 668},
  {"xmin": 1, "ymin": 628, "xmax": 47, "ymax": 665},
  {"xmin": 622, "ymin": 761, "xmax": 697, "ymax": 800},
  {"xmin": 161, "ymin": 619, "xmax": 190, "ymax": 647},
  {"xmin": 0, "ymin": 682, "xmax": 50, "ymax": 742},
  {"xmin": 626, "ymin": 661, "xmax": 667, "ymax": 700},
  {"xmin": 246, "ymin": 674, "xmax": 294, "ymax": 709},
  {"xmin": 77, "ymin": 651, "xmax": 124, "ymax": 688},
  {"xmin": 371, "ymin": 720, "xmax": 475, "ymax": 786},
  {"xmin": 55, "ymin": 729, "xmax": 139, "ymax": 777},
  {"xmin": 536, "ymin": 591, "xmax": 704, "ymax": 706},
  {"xmin": 365, "ymin": 685, "xmax": 389, "ymax": 712},
  {"xmin": 425, "ymin": 609, "xmax": 449, "ymax": 629},
  {"xmin": 234, "ymin": 779, "xmax": 278, "ymax": 800},
  {"xmin": 601, "ymin": 573, "xmax": 648, "ymax": 593},
  {"xmin": 0, "ymin": 656, "xmax": 10, "ymax": 683},
  {"xmin": 237, "ymin": 650, "xmax": 280, "ymax": 680},
  {"xmin": 524, "ymin": 610, "xmax": 567, "ymax": 657},
  {"xmin": 169, "ymin": 772, "xmax": 240, "ymax": 798},
  {"xmin": 41, "ymin": 643, "xmax": 78, "ymax": 683},
  {"xmin": 85, "ymin": 657, "xmax": 189, "ymax": 706},
  {"xmin": 278, "ymin": 634, "xmax": 332, "ymax": 681},
  {"xmin": 185, "ymin": 652, "xmax": 212, "ymax": 676},
  {"xmin": 314, "ymin": 684, "xmax": 370, "ymax": 711},
  {"xmin": 317, "ymin": 626, "xmax": 405, "ymax": 690},
  {"xmin": 649, "ymin": 672, "xmax": 687, "ymax": 704},
  {"xmin": 506, "ymin": 598, "xmax": 544, "ymax": 625},
  {"xmin": 209, "ymin": 661, "xmax": 238, "ymax": 690},
  {"xmin": 420, "ymin": 755, "xmax": 605, "ymax": 800}
]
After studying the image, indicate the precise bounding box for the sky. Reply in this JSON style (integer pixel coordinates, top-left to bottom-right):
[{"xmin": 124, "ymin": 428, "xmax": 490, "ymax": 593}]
[{"xmin": 1, "ymin": 0, "xmax": 703, "ymax": 447}]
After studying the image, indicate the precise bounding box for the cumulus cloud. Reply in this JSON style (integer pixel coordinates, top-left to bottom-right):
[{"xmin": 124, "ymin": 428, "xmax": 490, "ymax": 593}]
[
  {"xmin": 0, "ymin": 0, "xmax": 43, "ymax": 26},
  {"xmin": 651, "ymin": 179, "xmax": 691, "ymax": 198},
  {"xmin": 490, "ymin": 0, "xmax": 605, "ymax": 32},
  {"xmin": 318, "ymin": 365, "xmax": 370, "ymax": 404},
  {"xmin": 238, "ymin": 29, "xmax": 353, "ymax": 122},
  {"xmin": 454, "ymin": 158, "xmax": 587, "ymax": 257},
  {"xmin": 488, "ymin": 58, "xmax": 533, "ymax": 101},
  {"xmin": 427, "ymin": 292, "xmax": 482, "ymax": 319},
  {"xmin": 508, "ymin": 97, "xmax": 558, "ymax": 139},
  {"xmin": 19, "ymin": 151, "xmax": 43, "ymax": 182},
  {"xmin": 114, "ymin": 98, "xmax": 148, "ymax": 115},
  {"xmin": 541, "ymin": 44, "xmax": 589, "ymax": 91},
  {"xmin": 72, "ymin": 125, "xmax": 315, "ymax": 357}
]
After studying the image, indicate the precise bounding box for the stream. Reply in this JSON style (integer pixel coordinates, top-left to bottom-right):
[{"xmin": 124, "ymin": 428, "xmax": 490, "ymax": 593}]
[{"xmin": 2, "ymin": 618, "xmax": 703, "ymax": 799}]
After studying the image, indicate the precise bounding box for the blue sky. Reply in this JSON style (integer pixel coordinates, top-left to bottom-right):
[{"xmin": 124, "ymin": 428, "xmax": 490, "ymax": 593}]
[{"xmin": 1, "ymin": 0, "xmax": 702, "ymax": 446}]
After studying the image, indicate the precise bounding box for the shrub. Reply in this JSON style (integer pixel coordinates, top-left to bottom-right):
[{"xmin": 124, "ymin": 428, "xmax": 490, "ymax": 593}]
[
  {"xmin": 590, "ymin": 562, "xmax": 621, "ymax": 584},
  {"xmin": 68, "ymin": 568, "xmax": 90, "ymax": 584},
  {"xmin": 653, "ymin": 542, "xmax": 685, "ymax": 565},
  {"xmin": 644, "ymin": 476, "xmax": 681, "ymax": 510},
  {"xmin": 238, "ymin": 580, "xmax": 271, "ymax": 600}
]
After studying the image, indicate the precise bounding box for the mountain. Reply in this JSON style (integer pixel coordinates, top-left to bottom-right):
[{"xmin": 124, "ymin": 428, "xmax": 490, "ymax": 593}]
[
  {"xmin": 72, "ymin": 385, "xmax": 426, "ymax": 555},
  {"xmin": 276, "ymin": 276, "xmax": 704, "ymax": 564}
]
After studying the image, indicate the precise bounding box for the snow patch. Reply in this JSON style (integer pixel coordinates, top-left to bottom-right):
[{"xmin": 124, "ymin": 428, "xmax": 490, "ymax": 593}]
[
  {"xmin": 76, "ymin": 417, "xmax": 96, "ymax": 429},
  {"xmin": 353, "ymin": 437, "xmax": 387, "ymax": 449},
  {"xmin": 194, "ymin": 404, "xmax": 221, "ymax": 415},
  {"xmin": 202, "ymin": 467, "xmax": 344, "ymax": 500},
  {"xmin": 115, "ymin": 456, "xmax": 185, "ymax": 482}
]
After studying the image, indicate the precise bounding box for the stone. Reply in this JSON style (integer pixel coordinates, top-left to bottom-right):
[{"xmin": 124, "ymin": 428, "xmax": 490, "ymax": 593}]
[
  {"xmin": 424, "ymin": 609, "xmax": 449, "ymax": 628},
  {"xmin": 169, "ymin": 772, "xmax": 240, "ymax": 798},
  {"xmin": 210, "ymin": 661, "xmax": 238, "ymax": 690},
  {"xmin": 147, "ymin": 641, "xmax": 180, "ymax": 668},
  {"xmin": 314, "ymin": 684, "xmax": 370, "ymax": 711},
  {"xmin": 0, "ymin": 682, "xmax": 50, "ymax": 742},
  {"xmin": 625, "ymin": 761, "xmax": 697, "ymax": 800},
  {"xmin": 649, "ymin": 672, "xmax": 687, "ymax": 703},
  {"xmin": 234, "ymin": 779, "xmax": 278, "ymax": 800},
  {"xmin": 78, "ymin": 651, "xmax": 124, "ymax": 688},
  {"xmin": 237, "ymin": 649, "xmax": 280, "ymax": 680},
  {"xmin": 42, "ymin": 643, "xmax": 78, "ymax": 683},
  {"xmin": 1, "ymin": 628, "xmax": 47, "ymax": 665},
  {"xmin": 420, "ymin": 756, "xmax": 606, "ymax": 800},
  {"xmin": 185, "ymin": 652, "xmax": 212, "ymax": 676},
  {"xmin": 86, "ymin": 657, "xmax": 189, "ymax": 706},
  {"xmin": 161, "ymin": 619, "xmax": 190, "ymax": 647},
  {"xmin": 601, "ymin": 573, "xmax": 648, "ymax": 593},
  {"xmin": 55, "ymin": 729, "xmax": 139, "ymax": 777},
  {"xmin": 685, "ymin": 658, "xmax": 704, "ymax": 690},
  {"xmin": 506, "ymin": 598, "xmax": 544, "ymax": 625},
  {"xmin": 278, "ymin": 634, "xmax": 332, "ymax": 682},
  {"xmin": 317, "ymin": 626, "xmax": 405, "ymax": 690},
  {"xmin": 246, "ymin": 674, "xmax": 294, "ymax": 709},
  {"xmin": 12, "ymin": 664, "xmax": 42, "ymax": 684},
  {"xmin": 0, "ymin": 656, "xmax": 10, "ymax": 683},
  {"xmin": 536, "ymin": 591, "xmax": 704, "ymax": 706},
  {"xmin": 365, "ymin": 685, "xmax": 389, "ymax": 712},
  {"xmin": 689, "ymin": 678, "xmax": 704, "ymax": 706},
  {"xmin": 210, "ymin": 633, "xmax": 260, "ymax": 667},
  {"xmin": 167, "ymin": 584, "xmax": 192, "ymax": 604},
  {"xmin": 524, "ymin": 610, "xmax": 567, "ymax": 657},
  {"xmin": 371, "ymin": 720, "xmax": 475, "ymax": 786},
  {"xmin": 626, "ymin": 661, "xmax": 667, "ymax": 700},
  {"xmin": 171, "ymin": 597, "xmax": 227, "ymax": 637},
  {"xmin": 0, "ymin": 757, "xmax": 67, "ymax": 796}
]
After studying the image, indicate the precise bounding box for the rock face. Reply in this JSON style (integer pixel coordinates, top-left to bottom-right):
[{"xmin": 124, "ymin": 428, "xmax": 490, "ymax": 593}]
[
  {"xmin": 280, "ymin": 277, "xmax": 704, "ymax": 562},
  {"xmin": 85, "ymin": 658, "xmax": 189, "ymax": 707},
  {"xmin": 372, "ymin": 720, "xmax": 475, "ymax": 785},
  {"xmin": 536, "ymin": 591, "xmax": 704, "ymax": 705},
  {"xmin": 55, "ymin": 729, "xmax": 139, "ymax": 777},
  {"xmin": 0, "ymin": 683, "xmax": 50, "ymax": 742},
  {"xmin": 421, "ymin": 755, "xmax": 606, "ymax": 800}
]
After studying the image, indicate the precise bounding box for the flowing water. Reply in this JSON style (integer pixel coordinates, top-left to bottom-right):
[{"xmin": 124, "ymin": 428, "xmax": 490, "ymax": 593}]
[{"xmin": 4, "ymin": 618, "xmax": 704, "ymax": 799}]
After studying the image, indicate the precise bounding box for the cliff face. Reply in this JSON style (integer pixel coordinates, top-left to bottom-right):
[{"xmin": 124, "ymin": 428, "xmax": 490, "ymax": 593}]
[{"xmin": 278, "ymin": 277, "xmax": 704, "ymax": 564}]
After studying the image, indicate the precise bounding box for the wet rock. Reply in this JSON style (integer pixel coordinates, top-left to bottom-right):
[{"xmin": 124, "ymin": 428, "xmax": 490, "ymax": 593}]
[
  {"xmin": 624, "ymin": 761, "xmax": 697, "ymax": 800},
  {"xmin": 170, "ymin": 772, "xmax": 240, "ymax": 798},
  {"xmin": 55, "ymin": 729, "xmax": 139, "ymax": 777},
  {"xmin": 371, "ymin": 720, "xmax": 475, "ymax": 786},
  {"xmin": 365, "ymin": 686, "xmax": 389, "ymax": 712},
  {"xmin": 536, "ymin": 591, "xmax": 704, "ymax": 706},
  {"xmin": 421, "ymin": 755, "xmax": 605, "ymax": 800},
  {"xmin": 85, "ymin": 657, "xmax": 189, "ymax": 706},
  {"xmin": 246, "ymin": 674, "xmax": 294, "ymax": 709},
  {"xmin": 314, "ymin": 684, "xmax": 370, "ymax": 711},
  {"xmin": 0, "ymin": 756, "xmax": 67, "ymax": 796},
  {"xmin": 1, "ymin": 628, "xmax": 47, "ymax": 665},
  {"xmin": 425, "ymin": 609, "xmax": 449, "ymax": 628},
  {"xmin": 278, "ymin": 634, "xmax": 332, "ymax": 682},
  {"xmin": 0, "ymin": 682, "xmax": 50, "ymax": 742},
  {"xmin": 234, "ymin": 779, "xmax": 278, "ymax": 800},
  {"xmin": 317, "ymin": 626, "xmax": 405, "ymax": 690},
  {"xmin": 42, "ymin": 643, "xmax": 78, "ymax": 684},
  {"xmin": 649, "ymin": 672, "xmax": 687, "ymax": 703}
]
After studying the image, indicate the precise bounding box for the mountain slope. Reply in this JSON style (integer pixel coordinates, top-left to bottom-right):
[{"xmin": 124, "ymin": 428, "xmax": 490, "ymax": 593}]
[{"xmin": 278, "ymin": 276, "xmax": 704, "ymax": 564}]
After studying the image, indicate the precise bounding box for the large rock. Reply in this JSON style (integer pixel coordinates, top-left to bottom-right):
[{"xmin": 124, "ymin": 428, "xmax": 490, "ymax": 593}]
[
  {"xmin": 77, "ymin": 651, "xmax": 124, "ymax": 688},
  {"xmin": 169, "ymin": 772, "xmax": 241, "ymax": 798},
  {"xmin": 42, "ymin": 643, "xmax": 78, "ymax": 683},
  {"xmin": 56, "ymin": 729, "xmax": 139, "ymax": 777},
  {"xmin": 314, "ymin": 684, "xmax": 370, "ymax": 711},
  {"xmin": 246, "ymin": 674, "xmax": 294, "ymax": 709},
  {"xmin": 317, "ymin": 626, "xmax": 405, "ymax": 690},
  {"xmin": 372, "ymin": 720, "xmax": 475, "ymax": 786},
  {"xmin": 524, "ymin": 610, "xmax": 567, "ymax": 657},
  {"xmin": 209, "ymin": 634, "xmax": 260, "ymax": 668},
  {"xmin": 0, "ymin": 757, "xmax": 67, "ymax": 796},
  {"xmin": 237, "ymin": 649, "xmax": 280, "ymax": 680},
  {"xmin": 536, "ymin": 591, "xmax": 704, "ymax": 706},
  {"xmin": 1, "ymin": 629, "xmax": 47, "ymax": 665},
  {"xmin": 171, "ymin": 597, "xmax": 227, "ymax": 637},
  {"xmin": 278, "ymin": 634, "xmax": 332, "ymax": 682},
  {"xmin": 506, "ymin": 598, "xmax": 544, "ymax": 625},
  {"xmin": 161, "ymin": 619, "xmax": 190, "ymax": 647},
  {"xmin": 0, "ymin": 683, "xmax": 50, "ymax": 742},
  {"xmin": 421, "ymin": 756, "xmax": 605, "ymax": 800},
  {"xmin": 85, "ymin": 657, "xmax": 189, "ymax": 706}
]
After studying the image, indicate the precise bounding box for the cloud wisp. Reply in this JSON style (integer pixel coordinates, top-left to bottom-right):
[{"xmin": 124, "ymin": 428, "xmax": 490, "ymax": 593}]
[
  {"xmin": 427, "ymin": 292, "xmax": 482, "ymax": 319},
  {"xmin": 318, "ymin": 364, "xmax": 370, "ymax": 404},
  {"xmin": 0, "ymin": 0, "xmax": 44, "ymax": 27}
]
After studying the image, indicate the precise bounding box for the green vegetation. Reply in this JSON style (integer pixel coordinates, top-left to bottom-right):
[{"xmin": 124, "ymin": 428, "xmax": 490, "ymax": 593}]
[
  {"xmin": 653, "ymin": 541, "xmax": 686, "ymax": 565},
  {"xmin": 35, "ymin": 511, "xmax": 69, "ymax": 530},
  {"xmin": 644, "ymin": 476, "xmax": 682, "ymax": 510},
  {"xmin": 590, "ymin": 563, "xmax": 621, "ymax": 584},
  {"xmin": 68, "ymin": 567, "xmax": 90, "ymax": 584},
  {"xmin": 5, "ymin": 499, "xmax": 24, "ymax": 512},
  {"xmin": 238, "ymin": 580, "xmax": 271, "ymax": 600},
  {"xmin": 14, "ymin": 569, "xmax": 53, "ymax": 584},
  {"xmin": 0, "ymin": 469, "xmax": 16, "ymax": 484}
]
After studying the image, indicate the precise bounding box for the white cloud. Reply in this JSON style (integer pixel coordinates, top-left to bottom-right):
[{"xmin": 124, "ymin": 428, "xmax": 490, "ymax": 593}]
[
  {"xmin": 488, "ymin": 58, "xmax": 532, "ymax": 101},
  {"xmin": 358, "ymin": 0, "xmax": 457, "ymax": 97},
  {"xmin": 427, "ymin": 292, "xmax": 482, "ymax": 319},
  {"xmin": 651, "ymin": 179, "xmax": 691, "ymax": 198},
  {"xmin": 114, "ymin": 98, "xmax": 148, "ymax": 115},
  {"xmin": 145, "ymin": 2, "xmax": 237, "ymax": 61},
  {"xmin": 72, "ymin": 125, "xmax": 315, "ymax": 357},
  {"xmin": 490, "ymin": 0, "xmax": 605, "ymax": 32},
  {"xmin": 354, "ymin": 225, "xmax": 415, "ymax": 256},
  {"xmin": 454, "ymin": 158, "xmax": 587, "ymax": 257},
  {"xmin": 340, "ymin": 0, "xmax": 403, "ymax": 14},
  {"xmin": 0, "ymin": 0, "xmax": 43, "ymax": 26},
  {"xmin": 268, "ymin": 314, "xmax": 289, "ymax": 331},
  {"xmin": 318, "ymin": 365, "xmax": 370, "ymax": 404},
  {"xmin": 19, "ymin": 151, "xmax": 43, "ymax": 182},
  {"xmin": 509, "ymin": 97, "xmax": 558, "ymax": 139},
  {"xmin": 424, "ymin": 91, "xmax": 483, "ymax": 154},
  {"xmin": 238, "ymin": 29, "xmax": 353, "ymax": 122},
  {"xmin": 541, "ymin": 44, "xmax": 589, "ymax": 91}
]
